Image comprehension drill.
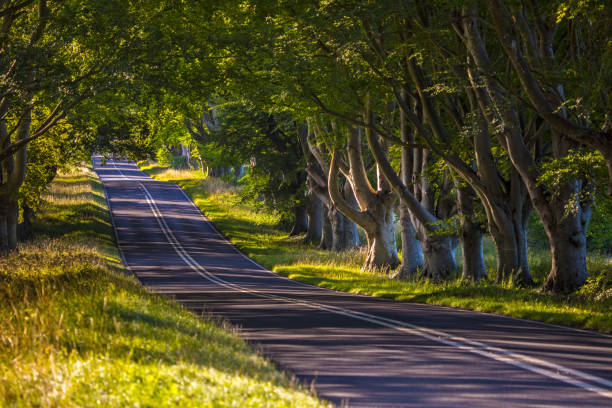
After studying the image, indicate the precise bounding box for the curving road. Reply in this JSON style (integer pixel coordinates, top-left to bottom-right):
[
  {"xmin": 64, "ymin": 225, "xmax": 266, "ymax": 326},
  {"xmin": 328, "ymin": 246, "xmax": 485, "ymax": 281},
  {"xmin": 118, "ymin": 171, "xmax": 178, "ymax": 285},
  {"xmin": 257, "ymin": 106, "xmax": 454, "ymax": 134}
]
[{"xmin": 94, "ymin": 157, "xmax": 612, "ymax": 408}]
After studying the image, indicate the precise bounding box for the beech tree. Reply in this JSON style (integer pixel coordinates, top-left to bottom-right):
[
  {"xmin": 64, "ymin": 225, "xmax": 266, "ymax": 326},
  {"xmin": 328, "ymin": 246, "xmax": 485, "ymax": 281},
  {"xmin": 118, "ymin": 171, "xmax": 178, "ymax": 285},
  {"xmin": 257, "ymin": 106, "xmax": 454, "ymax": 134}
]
[
  {"xmin": 279, "ymin": 1, "xmax": 463, "ymax": 278},
  {"xmin": 302, "ymin": 121, "xmax": 361, "ymax": 250},
  {"xmin": 0, "ymin": 0, "xmax": 162, "ymax": 254},
  {"xmin": 459, "ymin": 2, "xmax": 597, "ymax": 292},
  {"xmin": 486, "ymin": 0, "xmax": 612, "ymax": 197},
  {"xmin": 351, "ymin": 1, "xmax": 535, "ymax": 284},
  {"xmin": 328, "ymin": 124, "xmax": 400, "ymax": 270}
]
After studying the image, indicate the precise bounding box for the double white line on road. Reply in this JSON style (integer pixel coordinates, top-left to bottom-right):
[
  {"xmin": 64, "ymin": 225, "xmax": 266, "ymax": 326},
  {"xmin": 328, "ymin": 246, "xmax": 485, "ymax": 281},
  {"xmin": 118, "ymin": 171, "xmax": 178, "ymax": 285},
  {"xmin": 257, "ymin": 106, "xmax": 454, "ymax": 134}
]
[{"xmin": 107, "ymin": 159, "xmax": 612, "ymax": 400}]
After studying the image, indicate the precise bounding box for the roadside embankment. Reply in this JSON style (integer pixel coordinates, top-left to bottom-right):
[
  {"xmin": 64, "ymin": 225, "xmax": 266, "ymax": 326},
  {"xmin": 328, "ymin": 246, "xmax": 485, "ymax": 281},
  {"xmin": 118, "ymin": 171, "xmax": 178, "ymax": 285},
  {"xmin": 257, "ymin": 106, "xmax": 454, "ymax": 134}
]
[{"xmin": 0, "ymin": 166, "xmax": 328, "ymax": 407}]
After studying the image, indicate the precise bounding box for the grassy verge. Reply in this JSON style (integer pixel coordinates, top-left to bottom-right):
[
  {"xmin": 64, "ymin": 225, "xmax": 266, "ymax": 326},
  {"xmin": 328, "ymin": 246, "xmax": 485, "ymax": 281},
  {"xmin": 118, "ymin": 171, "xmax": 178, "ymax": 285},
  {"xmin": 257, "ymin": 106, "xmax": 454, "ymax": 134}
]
[
  {"xmin": 140, "ymin": 163, "xmax": 612, "ymax": 334},
  {"xmin": 0, "ymin": 166, "xmax": 328, "ymax": 407}
]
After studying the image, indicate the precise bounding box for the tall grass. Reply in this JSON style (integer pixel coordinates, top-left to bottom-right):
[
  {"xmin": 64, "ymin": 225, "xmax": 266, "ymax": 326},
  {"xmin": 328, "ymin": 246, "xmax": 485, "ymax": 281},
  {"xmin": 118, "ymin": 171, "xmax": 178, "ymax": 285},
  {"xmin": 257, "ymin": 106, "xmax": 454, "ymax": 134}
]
[
  {"xmin": 0, "ymin": 166, "xmax": 329, "ymax": 407},
  {"xmin": 140, "ymin": 163, "xmax": 612, "ymax": 333}
]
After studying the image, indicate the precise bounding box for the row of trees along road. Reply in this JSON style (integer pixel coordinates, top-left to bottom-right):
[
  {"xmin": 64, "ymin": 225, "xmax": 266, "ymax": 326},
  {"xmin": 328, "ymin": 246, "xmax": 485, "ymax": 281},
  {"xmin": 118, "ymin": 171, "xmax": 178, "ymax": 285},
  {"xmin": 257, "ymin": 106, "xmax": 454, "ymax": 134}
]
[
  {"xmin": 0, "ymin": 0, "xmax": 167, "ymax": 252},
  {"xmin": 4, "ymin": 1, "xmax": 611, "ymax": 295}
]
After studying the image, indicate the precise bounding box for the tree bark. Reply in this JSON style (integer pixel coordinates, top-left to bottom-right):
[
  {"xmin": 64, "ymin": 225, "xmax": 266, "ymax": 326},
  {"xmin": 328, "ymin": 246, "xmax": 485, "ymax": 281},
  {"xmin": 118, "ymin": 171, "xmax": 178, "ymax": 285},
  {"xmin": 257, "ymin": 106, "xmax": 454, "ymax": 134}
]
[
  {"xmin": 319, "ymin": 206, "xmax": 333, "ymax": 249},
  {"xmin": 489, "ymin": 216, "xmax": 531, "ymax": 286},
  {"xmin": 397, "ymin": 101, "xmax": 423, "ymax": 279},
  {"xmin": 418, "ymin": 234, "xmax": 457, "ymax": 281},
  {"xmin": 543, "ymin": 222, "xmax": 589, "ymax": 293},
  {"xmin": 342, "ymin": 179, "xmax": 361, "ymax": 249},
  {"xmin": 363, "ymin": 208, "xmax": 398, "ymax": 270},
  {"xmin": 305, "ymin": 182, "xmax": 323, "ymax": 244},
  {"xmin": 396, "ymin": 203, "xmax": 423, "ymax": 279},
  {"xmin": 457, "ymin": 185, "xmax": 486, "ymax": 281},
  {"xmin": 342, "ymin": 212, "xmax": 361, "ymax": 249},
  {"xmin": 541, "ymin": 183, "xmax": 591, "ymax": 293},
  {"xmin": 328, "ymin": 206, "xmax": 346, "ymax": 251}
]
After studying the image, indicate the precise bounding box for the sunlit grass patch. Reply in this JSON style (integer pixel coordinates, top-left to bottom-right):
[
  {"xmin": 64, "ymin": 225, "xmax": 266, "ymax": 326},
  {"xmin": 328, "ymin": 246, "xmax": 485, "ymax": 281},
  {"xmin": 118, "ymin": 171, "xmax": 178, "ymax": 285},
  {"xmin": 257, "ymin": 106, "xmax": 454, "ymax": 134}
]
[
  {"xmin": 0, "ymin": 166, "xmax": 329, "ymax": 407},
  {"xmin": 141, "ymin": 163, "xmax": 612, "ymax": 333}
]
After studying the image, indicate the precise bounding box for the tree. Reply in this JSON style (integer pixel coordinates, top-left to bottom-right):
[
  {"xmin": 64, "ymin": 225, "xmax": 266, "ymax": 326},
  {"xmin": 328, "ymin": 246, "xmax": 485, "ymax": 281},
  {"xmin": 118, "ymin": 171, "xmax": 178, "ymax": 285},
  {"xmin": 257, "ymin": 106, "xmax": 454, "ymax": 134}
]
[
  {"xmin": 0, "ymin": 0, "xmax": 161, "ymax": 253},
  {"xmin": 459, "ymin": 2, "xmax": 597, "ymax": 292},
  {"xmin": 487, "ymin": 0, "xmax": 612, "ymax": 197},
  {"xmin": 328, "ymin": 124, "xmax": 400, "ymax": 270}
]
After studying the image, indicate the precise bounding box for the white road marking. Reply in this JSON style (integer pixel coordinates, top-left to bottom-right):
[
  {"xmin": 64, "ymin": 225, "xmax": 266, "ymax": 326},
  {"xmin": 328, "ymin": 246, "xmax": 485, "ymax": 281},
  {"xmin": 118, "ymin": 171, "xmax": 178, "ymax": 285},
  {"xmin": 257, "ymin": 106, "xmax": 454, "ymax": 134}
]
[{"xmin": 103, "ymin": 159, "xmax": 612, "ymax": 400}]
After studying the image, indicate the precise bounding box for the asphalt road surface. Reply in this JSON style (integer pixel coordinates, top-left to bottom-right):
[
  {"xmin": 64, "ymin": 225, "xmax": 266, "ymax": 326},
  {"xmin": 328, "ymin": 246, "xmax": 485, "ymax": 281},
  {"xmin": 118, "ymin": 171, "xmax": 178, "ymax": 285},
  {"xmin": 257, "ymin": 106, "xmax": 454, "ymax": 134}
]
[{"xmin": 94, "ymin": 157, "xmax": 612, "ymax": 408}]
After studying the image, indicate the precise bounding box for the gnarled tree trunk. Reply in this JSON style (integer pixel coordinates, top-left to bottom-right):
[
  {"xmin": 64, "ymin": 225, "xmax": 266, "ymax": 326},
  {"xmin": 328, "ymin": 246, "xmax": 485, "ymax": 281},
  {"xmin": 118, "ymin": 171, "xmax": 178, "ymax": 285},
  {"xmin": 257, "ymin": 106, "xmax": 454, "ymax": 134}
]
[
  {"xmin": 420, "ymin": 234, "xmax": 457, "ymax": 281},
  {"xmin": 328, "ymin": 206, "xmax": 346, "ymax": 251},
  {"xmin": 342, "ymin": 179, "xmax": 361, "ymax": 249},
  {"xmin": 327, "ymin": 126, "xmax": 399, "ymax": 271},
  {"xmin": 305, "ymin": 123, "xmax": 361, "ymax": 252},
  {"xmin": 0, "ymin": 107, "xmax": 30, "ymax": 255},
  {"xmin": 462, "ymin": 9, "xmax": 590, "ymax": 292},
  {"xmin": 364, "ymin": 207, "xmax": 397, "ymax": 270},
  {"xmin": 319, "ymin": 206, "xmax": 333, "ymax": 249},
  {"xmin": 457, "ymin": 185, "xmax": 486, "ymax": 281},
  {"xmin": 305, "ymin": 181, "xmax": 323, "ymax": 244},
  {"xmin": 396, "ymin": 204, "xmax": 423, "ymax": 279},
  {"xmin": 541, "ymin": 184, "xmax": 591, "ymax": 292},
  {"xmin": 366, "ymin": 114, "xmax": 456, "ymax": 279}
]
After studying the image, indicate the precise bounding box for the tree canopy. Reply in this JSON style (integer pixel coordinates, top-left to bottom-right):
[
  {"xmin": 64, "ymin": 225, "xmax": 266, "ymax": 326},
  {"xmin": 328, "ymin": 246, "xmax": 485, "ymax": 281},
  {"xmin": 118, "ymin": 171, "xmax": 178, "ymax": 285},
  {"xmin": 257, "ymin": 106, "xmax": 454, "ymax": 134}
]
[{"xmin": 3, "ymin": 0, "xmax": 611, "ymax": 294}]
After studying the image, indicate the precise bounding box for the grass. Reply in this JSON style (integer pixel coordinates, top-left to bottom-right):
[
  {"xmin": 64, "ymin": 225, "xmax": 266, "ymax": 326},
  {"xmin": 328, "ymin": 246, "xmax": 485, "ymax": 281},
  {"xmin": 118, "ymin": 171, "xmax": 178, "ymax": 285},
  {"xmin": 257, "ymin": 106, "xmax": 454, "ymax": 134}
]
[
  {"xmin": 140, "ymin": 162, "xmax": 612, "ymax": 334},
  {"xmin": 0, "ymin": 166, "xmax": 329, "ymax": 407}
]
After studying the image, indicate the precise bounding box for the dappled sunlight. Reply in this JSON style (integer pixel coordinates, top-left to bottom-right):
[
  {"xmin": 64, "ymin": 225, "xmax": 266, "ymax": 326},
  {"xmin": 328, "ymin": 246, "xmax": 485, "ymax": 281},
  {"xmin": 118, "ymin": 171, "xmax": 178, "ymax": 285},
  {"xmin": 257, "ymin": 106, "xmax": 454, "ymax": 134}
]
[
  {"xmin": 141, "ymin": 164, "xmax": 611, "ymax": 333},
  {"xmin": 1, "ymin": 166, "xmax": 329, "ymax": 408}
]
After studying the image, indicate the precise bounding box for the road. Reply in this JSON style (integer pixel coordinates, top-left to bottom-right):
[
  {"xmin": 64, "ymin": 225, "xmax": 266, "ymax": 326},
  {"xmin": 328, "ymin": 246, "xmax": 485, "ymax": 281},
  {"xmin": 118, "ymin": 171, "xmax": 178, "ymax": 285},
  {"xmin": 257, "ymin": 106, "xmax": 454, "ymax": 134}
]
[{"xmin": 94, "ymin": 157, "xmax": 612, "ymax": 408}]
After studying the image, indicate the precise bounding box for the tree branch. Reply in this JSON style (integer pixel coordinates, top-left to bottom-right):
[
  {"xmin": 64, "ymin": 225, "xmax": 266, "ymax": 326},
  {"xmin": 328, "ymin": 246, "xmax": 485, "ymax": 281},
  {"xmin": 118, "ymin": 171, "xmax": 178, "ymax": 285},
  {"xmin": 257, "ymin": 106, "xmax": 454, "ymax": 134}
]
[{"xmin": 328, "ymin": 149, "xmax": 375, "ymax": 231}]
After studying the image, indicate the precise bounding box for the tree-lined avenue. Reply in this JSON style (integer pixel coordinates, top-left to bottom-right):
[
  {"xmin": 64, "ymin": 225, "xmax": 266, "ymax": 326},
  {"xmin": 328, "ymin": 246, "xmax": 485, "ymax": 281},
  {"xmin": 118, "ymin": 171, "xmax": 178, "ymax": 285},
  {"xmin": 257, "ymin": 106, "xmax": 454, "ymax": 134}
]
[{"xmin": 94, "ymin": 157, "xmax": 612, "ymax": 408}]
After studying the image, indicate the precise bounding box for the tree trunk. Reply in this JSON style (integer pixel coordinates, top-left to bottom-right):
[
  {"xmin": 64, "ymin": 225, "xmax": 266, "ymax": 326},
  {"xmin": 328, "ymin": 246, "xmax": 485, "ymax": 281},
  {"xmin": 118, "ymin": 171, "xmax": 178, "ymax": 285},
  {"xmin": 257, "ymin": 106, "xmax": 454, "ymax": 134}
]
[
  {"xmin": 420, "ymin": 234, "xmax": 457, "ymax": 281},
  {"xmin": 305, "ymin": 189, "xmax": 323, "ymax": 244},
  {"xmin": 488, "ymin": 215, "xmax": 533, "ymax": 285},
  {"xmin": 491, "ymin": 230, "xmax": 516, "ymax": 284},
  {"xmin": 329, "ymin": 207, "xmax": 346, "ymax": 251},
  {"xmin": 457, "ymin": 185, "xmax": 487, "ymax": 281},
  {"xmin": 459, "ymin": 220, "xmax": 485, "ymax": 282},
  {"xmin": 460, "ymin": 229, "xmax": 485, "ymax": 282},
  {"xmin": 396, "ymin": 204, "xmax": 423, "ymax": 279},
  {"xmin": 342, "ymin": 213, "xmax": 360, "ymax": 249},
  {"xmin": 396, "ymin": 105, "xmax": 424, "ymax": 279},
  {"xmin": 543, "ymin": 230, "xmax": 588, "ymax": 293},
  {"xmin": 319, "ymin": 207, "xmax": 333, "ymax": 249},
  {"xmin": 342, "ymin": 181, "xmax": 361, "ymax": 249},
  {"xmin": 514, "ymin": 213, "xmax": 532, "ymax": 285},
  {"xmin": 180, "ymin": 143, "xmax": 191, "ymax": 168},
  {"xmin": 542, "ymin": 199, "xmax": 591, "ymax": 293},
  {"xmin": 363, "ymin": 207, "xmax": 399, "ymax": 271},
  {"xmin": 461, "ymin": 11, "xmax": 590, "ymax": 293},
  {"xmin": 289, "ymin": 203, "xmax": 308, "ymax": 236}
]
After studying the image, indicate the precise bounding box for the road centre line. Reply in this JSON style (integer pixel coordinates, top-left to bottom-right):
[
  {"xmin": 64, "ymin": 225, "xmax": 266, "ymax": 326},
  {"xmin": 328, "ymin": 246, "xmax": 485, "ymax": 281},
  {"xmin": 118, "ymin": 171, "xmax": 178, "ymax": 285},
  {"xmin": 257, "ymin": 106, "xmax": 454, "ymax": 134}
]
[{"xmin": 108, "ymin": 159, "xmax": 612, "ymax": 400}]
